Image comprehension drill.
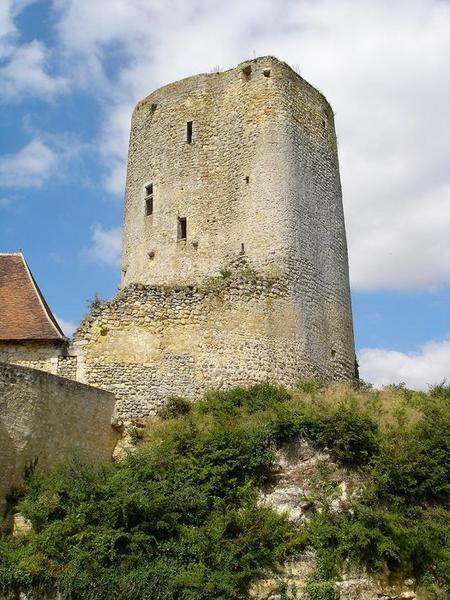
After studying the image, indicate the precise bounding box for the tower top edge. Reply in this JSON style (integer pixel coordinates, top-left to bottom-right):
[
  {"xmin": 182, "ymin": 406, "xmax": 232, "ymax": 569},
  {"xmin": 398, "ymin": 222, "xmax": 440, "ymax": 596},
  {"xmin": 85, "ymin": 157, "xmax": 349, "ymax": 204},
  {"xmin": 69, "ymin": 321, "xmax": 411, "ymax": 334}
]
[{"xmin": 133, "ymin": 55, "xmax": 332, "ymax": 114}]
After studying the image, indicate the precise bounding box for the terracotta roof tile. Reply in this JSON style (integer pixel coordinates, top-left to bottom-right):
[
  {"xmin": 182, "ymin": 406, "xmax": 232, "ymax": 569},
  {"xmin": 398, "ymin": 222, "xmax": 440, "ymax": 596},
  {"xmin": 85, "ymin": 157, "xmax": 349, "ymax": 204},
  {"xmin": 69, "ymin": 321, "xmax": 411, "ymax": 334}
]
[{"xmin": 0, "ymin": 253, "xmax": 66, "ymax": 341}]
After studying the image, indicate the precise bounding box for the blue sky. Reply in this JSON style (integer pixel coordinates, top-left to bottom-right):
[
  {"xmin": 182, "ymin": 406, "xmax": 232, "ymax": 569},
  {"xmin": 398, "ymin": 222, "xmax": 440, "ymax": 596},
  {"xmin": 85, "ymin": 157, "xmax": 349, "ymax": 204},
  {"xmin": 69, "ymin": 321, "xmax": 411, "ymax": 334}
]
[{"xmin": 1, "ymin": 0, "xmax": 449, "ymax": 388}]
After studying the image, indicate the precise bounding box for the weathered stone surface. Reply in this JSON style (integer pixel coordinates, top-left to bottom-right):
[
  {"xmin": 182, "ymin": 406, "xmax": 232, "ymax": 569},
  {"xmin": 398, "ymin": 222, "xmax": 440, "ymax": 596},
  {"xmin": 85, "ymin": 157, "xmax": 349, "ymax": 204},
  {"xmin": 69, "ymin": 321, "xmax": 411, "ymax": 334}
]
[
  {"xmin": 12, "ymin": 512, "xmax": 32, "ymax": 537},
  {"xmin": 0, "ymin": 341, "xmax": 67, "ymax": 375},
  {"xmin": 0, "ymin": 362, "xmax": 119, "ymax": 512},
  {"xmin": 72, "ymin": 273, "xmax": 329, "ymax": 418},
  {"xmin": 249, "ymin": 553, "xmax": 317, "ymax": 599},
  {"xmin": 4, "ymin": 57, "xmax": 356, "ymax": 422},
  {"xmin": 254, "ymin": 441, "xmax": 426, "ymax": 600},
  {"xmin": 251, "ymin": 561, "xmax": 422, "ymax": 600},
  {"xmin": 67, "ymin": 56, "xmax": 354, "ymax": 419},
  {"xmin": 259, "ymin": 439, "xmax": 362, "ymax": 522}
]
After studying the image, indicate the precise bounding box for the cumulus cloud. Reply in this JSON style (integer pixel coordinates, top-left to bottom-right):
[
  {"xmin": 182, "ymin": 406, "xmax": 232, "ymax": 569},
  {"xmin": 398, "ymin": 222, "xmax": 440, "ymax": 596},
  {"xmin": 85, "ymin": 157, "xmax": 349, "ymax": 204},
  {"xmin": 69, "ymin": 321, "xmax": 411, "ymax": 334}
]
[
  {"xmin": 55, "ymin": 315, "xmax": 77, "ymax": 337},
  {"xmin": 52, "ymin": 0, "xmax": 450, "ymax": 292},
  {"xmin": 359, "ymin": 339, "xmax": 450, "ymax": 390},
  {"xmin": 0, "ymin": 138, "xmax": 58, "ymax": 187},
  {"xmin": 87, "ymin": 225, "xmax": 122, "ymax": 267},
  {"xmin": 0, "ymin": 134, "xmax": 84, "ymax": 188},
  {"xmin": 0, "ymin": 1, "xmax": 67, "ymax": 101},
  {"xmin": 0, "ymin": 40, "xmax": 68, "ymax": 101},
  {"xmin": 0, "ymin": 0, "xmax": 36, "ymax": 57}
]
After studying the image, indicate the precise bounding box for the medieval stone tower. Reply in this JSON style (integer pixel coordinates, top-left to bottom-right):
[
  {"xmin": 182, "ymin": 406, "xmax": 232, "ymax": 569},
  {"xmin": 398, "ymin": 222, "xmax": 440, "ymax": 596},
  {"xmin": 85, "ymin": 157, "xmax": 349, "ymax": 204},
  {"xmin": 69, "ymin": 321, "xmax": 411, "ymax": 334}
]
[{"xmin": 73, "ymin": 56, "xmax": 355, "ymax": 418}]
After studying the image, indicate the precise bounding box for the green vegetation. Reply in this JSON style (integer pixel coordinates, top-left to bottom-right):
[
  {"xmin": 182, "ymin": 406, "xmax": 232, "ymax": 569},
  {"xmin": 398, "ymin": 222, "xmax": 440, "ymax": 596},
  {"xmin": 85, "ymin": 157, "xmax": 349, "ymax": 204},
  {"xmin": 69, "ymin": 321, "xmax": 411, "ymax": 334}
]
[
  {"xmin": 0, "ymin": 382, "xmax": 448, "ymax": 599},
  {"xmin": 85, "ymin": 293, "xmax": 105, "ymax": 313},
  {"xmin": 157, "ymin": 396, "xmax": 192, "ymax": 420}
]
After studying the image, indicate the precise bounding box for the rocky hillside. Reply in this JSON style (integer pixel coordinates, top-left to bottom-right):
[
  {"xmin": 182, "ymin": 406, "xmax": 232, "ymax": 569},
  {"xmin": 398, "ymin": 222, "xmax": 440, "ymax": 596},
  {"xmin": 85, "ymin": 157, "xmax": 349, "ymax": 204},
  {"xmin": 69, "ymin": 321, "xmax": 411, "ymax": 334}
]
[{"xmin": 0, "ymin": 382, "xmax": 448, "ymax": 599}]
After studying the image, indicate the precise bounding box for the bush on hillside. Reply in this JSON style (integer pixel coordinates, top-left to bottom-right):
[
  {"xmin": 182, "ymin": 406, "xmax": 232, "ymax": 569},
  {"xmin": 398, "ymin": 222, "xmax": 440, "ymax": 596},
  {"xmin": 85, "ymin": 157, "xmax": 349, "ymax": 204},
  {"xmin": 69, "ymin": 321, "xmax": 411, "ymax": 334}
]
[
  {"xmin": 157, "ymin": 396, "xmax": 192, "ymax": 420},
  {"xmin": 0, "ymin": 383, "xmax": 448, "ymax": 599}
]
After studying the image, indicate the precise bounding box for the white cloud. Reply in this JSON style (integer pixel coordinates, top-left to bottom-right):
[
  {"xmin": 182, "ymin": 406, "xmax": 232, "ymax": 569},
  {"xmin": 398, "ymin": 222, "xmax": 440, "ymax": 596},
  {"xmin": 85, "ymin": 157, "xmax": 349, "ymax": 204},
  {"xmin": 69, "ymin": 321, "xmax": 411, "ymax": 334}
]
[
  {"xmin": 0, "ymin": 138, "xmax": 58, "ymax": 187},
  {"xmin": 87, "ymin": 224, "xmax": 122, "ymax": 268},
  {"xmin": 0, "ymin": 0, "xmax": 36, "ymax": 57},
  {"xmin": 0, "ymin": 1, "xmax": 67, "ymax": 101},
  {"xmin": 0, "ymin": 40, "xmax": 68, "ymax": 101},
  {"xmin": 55, "ymin": 314, "xmax": 77, "ymax": 337},
  {"xmin": 359, "ymin": 339, "xmax": 450, "ymax": 390},
  {"xmin": 0, "ymin": 134, "xmax": 87, "ymax": 188},
  {"xmin": 0, "ymin": 0, "xmax": 446, "ymax": 291}
]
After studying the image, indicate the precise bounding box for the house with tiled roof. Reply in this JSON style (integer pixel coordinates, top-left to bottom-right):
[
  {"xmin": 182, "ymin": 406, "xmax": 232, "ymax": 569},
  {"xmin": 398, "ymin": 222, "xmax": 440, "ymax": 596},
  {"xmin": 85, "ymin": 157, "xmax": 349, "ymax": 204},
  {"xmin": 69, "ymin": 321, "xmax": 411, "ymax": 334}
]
[{"xmin": 0, "ymin": 252, "xmax": 69, "ymax": 374}]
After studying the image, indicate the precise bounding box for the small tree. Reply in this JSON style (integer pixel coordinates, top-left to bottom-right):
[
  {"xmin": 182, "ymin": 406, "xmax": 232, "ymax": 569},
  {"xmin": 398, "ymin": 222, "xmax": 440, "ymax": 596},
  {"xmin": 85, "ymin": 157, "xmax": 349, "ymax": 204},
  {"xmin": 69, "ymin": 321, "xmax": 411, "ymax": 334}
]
[{"xmin": 86, "ymin": 293, "xmax": 104, "ymax": 313}]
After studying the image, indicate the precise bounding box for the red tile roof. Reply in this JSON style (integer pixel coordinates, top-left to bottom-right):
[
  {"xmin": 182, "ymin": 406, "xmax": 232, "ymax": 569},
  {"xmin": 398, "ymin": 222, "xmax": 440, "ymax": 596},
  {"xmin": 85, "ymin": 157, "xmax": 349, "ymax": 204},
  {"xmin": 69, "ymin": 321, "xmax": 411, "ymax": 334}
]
[{"xmin": 0, "ymin": 253, "xmax": 66, "ymax": 341}]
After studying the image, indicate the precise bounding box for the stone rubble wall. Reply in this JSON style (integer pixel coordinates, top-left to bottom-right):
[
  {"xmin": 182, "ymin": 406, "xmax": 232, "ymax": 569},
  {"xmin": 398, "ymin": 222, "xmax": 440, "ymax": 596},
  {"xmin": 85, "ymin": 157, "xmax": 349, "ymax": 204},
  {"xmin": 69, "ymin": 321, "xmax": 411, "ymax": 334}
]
[
  {"xmin": 0, "ymin": 362, "xmax": 119, "ymax": 514},
  {"xmin": 72, "ymin": 272, "xmax": 336, "ymax": 419},
  {"xmin": 57, "ymin": 354, "xmax": 77, "ymax": 379},
  {"xmin": 2, "ymin": 57, "xmax": 356, "ymax": 421}
]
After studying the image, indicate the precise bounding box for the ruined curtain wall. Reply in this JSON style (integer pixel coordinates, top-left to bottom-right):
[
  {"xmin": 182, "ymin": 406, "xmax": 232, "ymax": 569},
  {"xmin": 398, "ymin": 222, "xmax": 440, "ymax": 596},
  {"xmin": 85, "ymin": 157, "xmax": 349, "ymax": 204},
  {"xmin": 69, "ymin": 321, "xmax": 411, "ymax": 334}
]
[
  {"xmin": 0, "ymin": 362, "xmax": 118, "ymax": 512},
  {"xmin": 73, "ymin": 274, "xmax": 315, "ymax": 419}
]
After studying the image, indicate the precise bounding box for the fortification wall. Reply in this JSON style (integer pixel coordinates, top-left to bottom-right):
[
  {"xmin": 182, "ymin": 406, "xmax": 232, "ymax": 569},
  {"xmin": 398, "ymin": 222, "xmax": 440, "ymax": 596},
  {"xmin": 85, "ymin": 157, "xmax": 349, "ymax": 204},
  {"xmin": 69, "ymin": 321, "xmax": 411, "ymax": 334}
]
[
  {"xmin": 0, "ymin": 341, "xmax": 66, "ymax": 375},
  {"xmin": 273, "ymin": 63, "xmax": 355, "ymax": 378},
  {"xmin": 73, "ymin": 261, "xmax": 352, "ymax": 419},
  {"xmin": 0, "ymin": 362, "xmax": 118, "ymax": 512},
  {"xmin": 119, "ymin": 56, "xmax": 355, "ymax": 402}
]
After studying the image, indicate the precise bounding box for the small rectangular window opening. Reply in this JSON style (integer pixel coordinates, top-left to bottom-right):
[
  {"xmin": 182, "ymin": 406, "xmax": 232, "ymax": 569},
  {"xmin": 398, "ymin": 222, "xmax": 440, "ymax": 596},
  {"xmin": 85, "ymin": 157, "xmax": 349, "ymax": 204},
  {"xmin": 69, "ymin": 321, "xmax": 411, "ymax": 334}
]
[
  {"xmin": 242, "ymin": 65, "xmax": 252, "ymax": 81},
  {"xmin": 178, "ymin": 217, "xmax": 187, "ymax": 241},
  {"xmin": 187, "ymin": 121, "xmax": 193, "ymax": 144},
  {"xmin": 245, "ymin": 176, "xmax": 250, "ymax": 184},
  {"xmin": 145, "ymin": 197, "xmax": 154, "ymax": 216},
  {"xmin": 263, "ymin": 69, "xmax": 271, "ymax": 78},
  {"xmin": 145, "ymin": 183, "xmax": 154, "ymax": 216}
]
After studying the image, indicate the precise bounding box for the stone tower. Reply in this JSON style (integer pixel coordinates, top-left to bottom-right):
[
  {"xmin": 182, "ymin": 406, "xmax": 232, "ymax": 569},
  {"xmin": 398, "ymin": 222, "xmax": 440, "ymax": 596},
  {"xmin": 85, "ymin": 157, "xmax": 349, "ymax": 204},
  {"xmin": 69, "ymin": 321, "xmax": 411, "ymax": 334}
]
[{"xmin": 74, "ymin": 56, "xmax": 355, "ymax": 418}]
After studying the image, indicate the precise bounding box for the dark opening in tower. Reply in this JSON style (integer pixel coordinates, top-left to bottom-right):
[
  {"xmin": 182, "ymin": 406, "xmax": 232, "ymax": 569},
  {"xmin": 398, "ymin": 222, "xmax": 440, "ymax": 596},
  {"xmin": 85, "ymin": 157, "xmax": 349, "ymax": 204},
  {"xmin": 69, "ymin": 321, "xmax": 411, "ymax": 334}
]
[
  {"xmin": 178, "ymin": 217, "xmax": 187, "ymax": 241},
  {"xmin": 186, "ymin": 121, "xmax": 193, "ymax": 144},
  {"xmin": 145, "ymin": 183, "xmax": 153, "ymax": 215}
]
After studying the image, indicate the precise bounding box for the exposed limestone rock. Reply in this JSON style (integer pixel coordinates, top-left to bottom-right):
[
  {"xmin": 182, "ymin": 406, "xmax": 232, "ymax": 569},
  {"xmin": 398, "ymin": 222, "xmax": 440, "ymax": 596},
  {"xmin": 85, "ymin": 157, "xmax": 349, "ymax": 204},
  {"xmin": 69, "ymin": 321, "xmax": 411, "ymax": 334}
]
[
  {"xmin": 254, "ymin": 441, "xmax": 425, "ymax": 600},
  {"xmin": 259, "ymin": 439, "xmax": 362, "ymax": 522},
  {"xmin": 12, "ymin": 512, "xmax": 32, "ymax": 537}
]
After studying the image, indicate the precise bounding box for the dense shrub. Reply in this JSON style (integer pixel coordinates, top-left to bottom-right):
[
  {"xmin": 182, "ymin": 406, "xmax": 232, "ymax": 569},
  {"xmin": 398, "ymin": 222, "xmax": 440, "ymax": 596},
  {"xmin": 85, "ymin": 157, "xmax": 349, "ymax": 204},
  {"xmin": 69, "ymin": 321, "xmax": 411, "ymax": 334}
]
[
  {"xmin": 0, "ymin": 383, "xmax": 448, "ymax": 599},
  {"xmin": 157, "ymin": 396, "xmax": 192, "ymax": 420}
]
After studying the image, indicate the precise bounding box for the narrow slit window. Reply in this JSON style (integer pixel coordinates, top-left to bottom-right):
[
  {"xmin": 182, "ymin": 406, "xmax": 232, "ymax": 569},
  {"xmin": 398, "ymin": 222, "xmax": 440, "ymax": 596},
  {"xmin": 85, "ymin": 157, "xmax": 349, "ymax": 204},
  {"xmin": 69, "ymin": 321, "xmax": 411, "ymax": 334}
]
[
  {"xmin": 178, "ymin": 217, "xmax": 187, "ymax": 241},
  {"xmin": 242, "ymin": 65, "xmax": 252, "ymax": 80},
  {"xmin": 145, "ymin": 183, "xmax": 154, "ymax": 216},
  {"xmin": 186, "ymin": 121, "xmax": 193, "ymax": 144}
]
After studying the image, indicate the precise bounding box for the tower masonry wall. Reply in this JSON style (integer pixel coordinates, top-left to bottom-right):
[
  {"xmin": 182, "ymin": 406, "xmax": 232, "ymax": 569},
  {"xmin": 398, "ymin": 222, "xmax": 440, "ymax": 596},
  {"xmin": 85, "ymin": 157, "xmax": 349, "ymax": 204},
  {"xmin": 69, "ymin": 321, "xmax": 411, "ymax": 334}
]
[{"xmin": 71, "ymin": 57, "xmax": 355, "ymax": 417}]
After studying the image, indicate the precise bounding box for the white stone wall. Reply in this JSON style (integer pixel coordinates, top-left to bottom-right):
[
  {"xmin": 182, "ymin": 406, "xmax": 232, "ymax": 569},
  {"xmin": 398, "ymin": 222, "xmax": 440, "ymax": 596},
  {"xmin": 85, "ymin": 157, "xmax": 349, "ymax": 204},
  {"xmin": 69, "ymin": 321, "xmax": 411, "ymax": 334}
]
[
  {"xmin": 0, "ymin": 341, "xmax": 65, "ymax": 375},
  {"xmin": 0, "ymin": 362, "xmax": 118, "ymax": 512}
]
